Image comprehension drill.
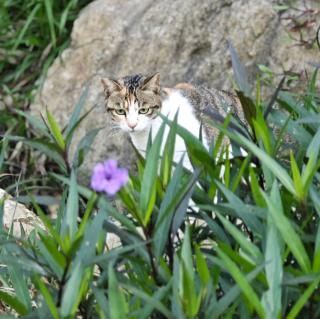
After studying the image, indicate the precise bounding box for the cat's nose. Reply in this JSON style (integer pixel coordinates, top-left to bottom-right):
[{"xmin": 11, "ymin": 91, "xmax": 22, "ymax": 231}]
[{"xmin": 128, "ymin": 123, "xmax": 137, "ymax": 129}]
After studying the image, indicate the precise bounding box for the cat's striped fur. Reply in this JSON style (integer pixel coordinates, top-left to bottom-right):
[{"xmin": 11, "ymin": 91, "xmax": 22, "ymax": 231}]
[{"xmin": 101, "ymin": 73, "xmax": 245, "ymax": 168}]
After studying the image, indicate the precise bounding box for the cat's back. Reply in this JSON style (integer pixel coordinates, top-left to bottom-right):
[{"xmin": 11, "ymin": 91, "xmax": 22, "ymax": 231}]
[{"xmin": 173, "ymin": 83, "xmax": 246, "ymax": 144}]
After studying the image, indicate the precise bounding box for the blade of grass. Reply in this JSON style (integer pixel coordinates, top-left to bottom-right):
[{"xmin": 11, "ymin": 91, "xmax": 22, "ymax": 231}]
[
  {"xmin": 140, "ymin": 122, "xmax": 165, "ymax": 226},
  {"xmin": 215, "ymin": 246, "xmax": 265, "ymax": 318},
  {"xmin": 108, "ymin": 265, "xmax": 128, "ymax": 319},
  {"xmin": 262, "ymin": 181, "xmax": 311, "ymax": 273},
  {"xmin": 287, "ymin": 275, "xmax": 320, "ymax": 319},
  {"xmin": 216, "ymin": 212, "xmax": 263, "ymax": 262},
  {"xmin": 46, "ymin": 107, "xmax": 65, "ymax": 150},
  {"xmin": 12, "ymin": 4, "xmax": 41, "ymax": 50},
  {"xmin": 33, "ymin": 275, "xmax": 59, "ymax": 319},
  {"xmin": 0, "ymin": 291, "xmax": 28, "ymax": 316},
  {"xmin": 206, "ymin": 119, "xmax": 296, "ymax": 195},
  {"xmin": 44, "ymin": 0, "xmax": 57, "ymax": 47},
  {"xmin": 121, "ymin": 283, "xmax": 174, "ymax": 319},
  {"xmin": 63, "ymin": 169, "xmax": 79, "ymax": 240}
]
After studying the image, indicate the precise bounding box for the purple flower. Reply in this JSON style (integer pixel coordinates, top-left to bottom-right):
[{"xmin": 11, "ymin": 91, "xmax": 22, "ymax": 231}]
[{"xmin": 90, "ymin": 159, "xmax": 128, "ymax": 196}]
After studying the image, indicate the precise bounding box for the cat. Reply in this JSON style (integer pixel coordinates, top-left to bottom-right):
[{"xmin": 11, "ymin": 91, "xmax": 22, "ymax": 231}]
[{"xmin": 101, "ymin": 72, "xmax": 246, "ymax": 171}]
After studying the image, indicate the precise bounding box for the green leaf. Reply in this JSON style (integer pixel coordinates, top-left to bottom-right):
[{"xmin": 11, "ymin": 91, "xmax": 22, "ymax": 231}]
[
  {"xmin": 31, "ymin": 198, "xmax": 67, "ymax": 253},
  {"xmin": 33, "ymin": 276, "xmax": 59, "ymax": 319},
  {"xmin": 65, "ymin": 86, "xmax": 90, "ymax": 142},
  {"xmin": 46, "ymin": 107, "xmax": 65, "ymax": 150},
  {"xmin": 37, "ymin": 232, "xmax": 64, "ymax": 278},
  {"xmin": 200, "ymin": 210, "xmax": 230, "ymax": 245},
  {"xmin": 215, "ymin": 181, "xmax": 263, "ymax": 234},
  {"xmin": 262, "ymin": 181, "xmax": 311, "ymax": 273},
  {"xmin": 171, "ymin": 168, "xmax": 200, "ymax": 235},
  {"xmin": 76, "ymin": 192, "xmax": 97, "ymax": 240},
  {"xmin": 228, "ymin": 41, "xmax": 251, "ymax": 97},
  {"xmin": 92, "ymin": 287, "xmax": 109, "ymax": 317},
  {"xmin": 172, "ymin": 253, "xmax": 186, "ymax": 318},
  {"xmin": 301, "ymin": 127, "xmax": 320, "ymax": 190},
  {"xmin": 181, "ymin": 227, "xmax": 193, "ymax": 282},
  {"xmin": 61, "ymin": 262, "xmax": 83, "ymax": 317},
  {"xmin": 51, "ymin": 173, "xmax": 138, "ymax": 234},
  {"xmin": 195, "ymin": 245, "xmax": 210, "ymax": 286},
  {"xmin": 236, "ymin": 90, "xmax": 256, "ymax": 129},
  {"xmin": 154, "ymin": 158, "xmax": 185, "ymax": 258},
  {"xmin": 0, "ymin": 197, "xmax": 4, "ymax": 233},
  {"xmin": 133, "ymin": 281, "xmax": 172, "ymax": 319},
  {"xmin": 216, "ymin": 212, "xmax": 263, "ymax": 263},
  {"xmin": 257, "ymin": 64, "xmax": 274, "ymax": 75},
  {"xmin": 249, "ymin": 167, "xmax": 266, "ymax": 207},
  {"xmin": 20, "ymin": 138, "xmax": 67, "ymax": 173},
  {"xmin": 154, "ymin": 168, "xmax": 200, "ymax": 234},
  {"xmin": 39, "ymin": 230, "xmax": 65, "ymax": 267},
  {"xmin": 63, "ymin": 169, "xmax": 79, "ymax": 240},
  {"xmin": 287, "ymin": 274, "xmax": 320, "ymax": 319},
  {"xmin": 108, "ymin": 264, "xmax": 128, "ymax": 319},
  {"xmin": 140, "ymin": 122, "xmax": 165, "ymax": 225},
  {"xmin": 160, "ymin": 114, "xmax": 215, "ymax": 175},
  {"xmin": 207, "ymin": 120, "xmax": 296, "ymax": 195},
  {"xmin": 206, "ymin": 262, "xmax": 265, "ymax": 319},
  {"xmin": 216, "ymin": 246, "xmax": 265, "ymax": 318},
  {"xmin": 252, "ymin": 113, "xmax": 272, "ymax": 155},
  {"xmin": 261, "ymin": 217, "xmax": 283, "ymax": 319},
  {"xmin": 290, "ymin": 151, "xmax": 304, "ymax": 200},
  {"xmin": 8, "ymin": 265, "xmax": 31, "ymax": 311},
  {"xmin": 44, "ymin": 0, "xmax": 57, "ymax": 47},
  {"xmin": 73, "ymin": 128, "xmax": 101, "ymax": 168},
  {"xmin": 181, "ymin": 260, "xmax": 201, "ymax": 318},
  {"xmin": 122, "ymin": 283, "xmax": 174, "ymax": 319},
  {"xmin": 59, "ymin": 0, "xmax": 76, "ymax": 34},
  {"xmin": 0, "ymin": 291, "xmax": 28, "ymax": 315},
  {"xmin": 160, "ymin": 112, "xmax": 178, "ymax": 187},
  {"xmin": 13, "ymin": 4, "xmax": 41, "ymax": 50}
]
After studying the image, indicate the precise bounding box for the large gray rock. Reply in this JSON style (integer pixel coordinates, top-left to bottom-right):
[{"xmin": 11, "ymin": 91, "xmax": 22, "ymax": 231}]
[{"xmin": 31, "ymin": 0, "xmax": 319, "ymax": 181}]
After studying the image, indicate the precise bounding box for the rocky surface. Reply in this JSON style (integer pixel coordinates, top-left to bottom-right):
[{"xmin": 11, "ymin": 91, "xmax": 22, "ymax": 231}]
[
  {"xmin": 0, "ymin": 189, "xmax": 44, "ymax": 237},
  {"xmin": 31, "ymin": 0, "xmax": 320, "ymax": 181}
]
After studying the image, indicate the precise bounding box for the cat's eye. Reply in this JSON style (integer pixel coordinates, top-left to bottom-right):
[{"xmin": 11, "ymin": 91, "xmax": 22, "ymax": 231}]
[
  {"xmin": 139, "ymin": 108, "xmax": 149, "ymax": 114},
  {"xmin": 115, "ymin": 109, "xmax": 126, "ymax": 115}
]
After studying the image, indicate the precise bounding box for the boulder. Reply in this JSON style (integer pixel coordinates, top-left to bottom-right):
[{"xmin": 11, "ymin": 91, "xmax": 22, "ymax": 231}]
[
  {"xmin": 0, "ymin": 189, "xmax": 44, "ymax": 237},
  {"xmin": 31, "ymin": 0, "xmax": 319, "ymax": 181}
]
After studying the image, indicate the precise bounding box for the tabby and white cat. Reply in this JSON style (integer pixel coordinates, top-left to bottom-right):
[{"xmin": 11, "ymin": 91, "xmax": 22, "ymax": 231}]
[{"xmin": 101, "ymin": 73, "xmax": 244, "ymax": 170}]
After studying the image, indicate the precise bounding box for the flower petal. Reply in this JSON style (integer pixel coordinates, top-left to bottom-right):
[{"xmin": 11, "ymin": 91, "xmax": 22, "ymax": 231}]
[
  {"xmin": 104, "ymin": 159, "xmax": 118, "ymax": 173},
  {"xmin": 115, "ymin": 168, "xmax": 129, "ymax": 186},
  {"xmin": 103, "ymin": 178, "xmax": 122, "ymax": 196}
]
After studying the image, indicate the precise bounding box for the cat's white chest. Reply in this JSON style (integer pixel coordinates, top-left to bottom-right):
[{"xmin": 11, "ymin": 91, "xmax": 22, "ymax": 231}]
[{"xmin": 129, "ymin": 90, "xmax": 208, "ymax": 171}]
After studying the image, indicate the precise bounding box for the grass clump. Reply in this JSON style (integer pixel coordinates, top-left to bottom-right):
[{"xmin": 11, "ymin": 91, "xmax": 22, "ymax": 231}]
[{"xmin": 0, "ymin": 0, "xmax": 93, "ymax": 192}]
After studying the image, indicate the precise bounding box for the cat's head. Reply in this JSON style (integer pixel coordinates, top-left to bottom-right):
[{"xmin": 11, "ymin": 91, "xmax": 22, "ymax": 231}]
[{"xmin": 101, "ymin": 73, "xmax": 161, "ymax": 133}]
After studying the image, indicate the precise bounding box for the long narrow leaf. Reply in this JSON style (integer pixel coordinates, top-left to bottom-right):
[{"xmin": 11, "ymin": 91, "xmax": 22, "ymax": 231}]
[
  {"xmin": 216, "ymin": 246, "xmax": 265, "ymax": 318},
  {"xmin": 262, "ymin": 181, "xmax": 311, "ymax": 273}
]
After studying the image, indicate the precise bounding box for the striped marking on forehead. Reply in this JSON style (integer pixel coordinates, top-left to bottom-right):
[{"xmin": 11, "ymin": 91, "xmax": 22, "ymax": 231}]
[
  {"xmin": 126, "ymin": 93, "xmax": 136, "ymax": 108},
  {"xmin": 123, "ymin": 74, "xmax": 144, "ymax": 93}
]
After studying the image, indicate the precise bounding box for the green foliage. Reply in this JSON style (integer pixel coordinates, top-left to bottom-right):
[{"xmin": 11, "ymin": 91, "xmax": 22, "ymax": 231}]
[
  {"xmin": 0, "ymin": 0, "xmax": 92, "ymax": 97},
  {"xmin": 1, "ymin": 35, "xmax": 320, "ymax": 318},
  {"xmin": 0, "ymin": 0, "xmax": 93, "ymax": 194}
]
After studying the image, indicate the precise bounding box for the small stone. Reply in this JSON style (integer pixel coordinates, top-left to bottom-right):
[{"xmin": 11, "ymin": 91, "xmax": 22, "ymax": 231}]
[
  {"xmin": 4, "ymin": 95, "xmax": 13, "ymax": 108},
  {"xmin": 0, "ymin": 101, "xmax": 5, "ymax": 110}
]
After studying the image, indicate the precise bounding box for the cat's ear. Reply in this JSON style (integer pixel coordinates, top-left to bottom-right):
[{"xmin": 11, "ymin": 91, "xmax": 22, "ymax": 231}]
[
  {"xmin": 162, "ymin": 87, "xmax": 173, "ymax": 96},
  {"xmin": 141, "ymin": 72, "xmax": 160, "ymax": 93},
  {"xmin": 101, "ymin": 78, "xmax": 122, "ymax": 97}
]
